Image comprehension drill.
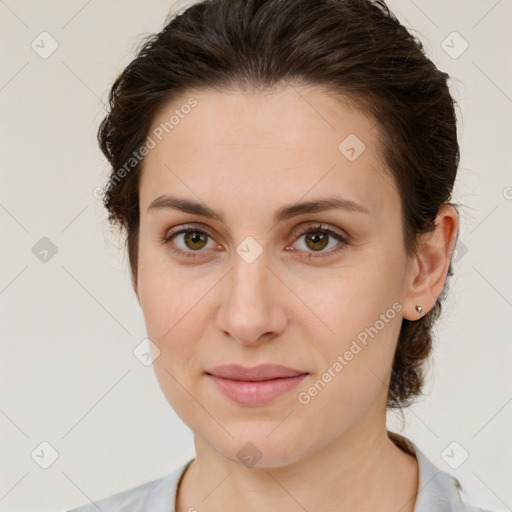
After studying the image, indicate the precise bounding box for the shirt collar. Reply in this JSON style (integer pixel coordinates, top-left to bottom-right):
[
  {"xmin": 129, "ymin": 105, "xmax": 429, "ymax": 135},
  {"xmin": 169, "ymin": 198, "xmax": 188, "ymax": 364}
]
[{"xmin": 388, "ymin": 431, "xmax": 468, "ymax": 512}]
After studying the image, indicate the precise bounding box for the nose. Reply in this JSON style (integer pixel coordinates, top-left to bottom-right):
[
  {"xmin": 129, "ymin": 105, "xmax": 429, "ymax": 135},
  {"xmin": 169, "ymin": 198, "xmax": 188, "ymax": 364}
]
[{"xmin": 216, "ymin": 248, "xmax": 289, "ymax": 346}]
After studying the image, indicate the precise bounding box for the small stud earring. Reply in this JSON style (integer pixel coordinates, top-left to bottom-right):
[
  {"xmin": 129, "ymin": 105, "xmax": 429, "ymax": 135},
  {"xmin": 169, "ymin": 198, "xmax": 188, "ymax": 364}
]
[{"xmin": 415, "ymin": 305, "xmax": 423, "ymax": 314}]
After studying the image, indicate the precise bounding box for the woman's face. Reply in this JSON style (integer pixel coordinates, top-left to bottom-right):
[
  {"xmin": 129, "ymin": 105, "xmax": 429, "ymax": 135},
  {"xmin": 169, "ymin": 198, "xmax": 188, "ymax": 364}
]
[{"xmin": 134, "ymin": 85, "xmax": 415, "ymax": 467}]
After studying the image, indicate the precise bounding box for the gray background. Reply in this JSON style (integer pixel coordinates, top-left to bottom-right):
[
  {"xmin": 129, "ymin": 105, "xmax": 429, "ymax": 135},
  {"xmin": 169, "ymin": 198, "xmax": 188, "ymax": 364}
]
[{"xmin": 1, "ymin": 1, "xmax": 511, "ymax": 511}]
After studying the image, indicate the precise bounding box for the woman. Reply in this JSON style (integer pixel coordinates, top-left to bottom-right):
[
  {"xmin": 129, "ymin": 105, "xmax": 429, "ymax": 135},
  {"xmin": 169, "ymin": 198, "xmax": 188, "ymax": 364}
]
[{"xmin": 68, "ymin": 0, "xmax": 493, "ymax": 510}]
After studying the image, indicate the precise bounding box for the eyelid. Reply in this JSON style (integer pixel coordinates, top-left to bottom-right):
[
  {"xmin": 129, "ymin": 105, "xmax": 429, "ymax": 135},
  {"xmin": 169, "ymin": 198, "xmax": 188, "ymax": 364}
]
[
  {"xmin": 289, "ymin": 221, "xmax": 351, "ymax": 242},
  {"xmin": 162, "ymin": 221, "xmax": 351, "ymax": 258},
  {"xmin": 164, "ymin": 221, "xmax": 350, "ymax": 241},
  {"xmin": 162, "ymin": 223, "xmax": 222, "ymax": 246}
]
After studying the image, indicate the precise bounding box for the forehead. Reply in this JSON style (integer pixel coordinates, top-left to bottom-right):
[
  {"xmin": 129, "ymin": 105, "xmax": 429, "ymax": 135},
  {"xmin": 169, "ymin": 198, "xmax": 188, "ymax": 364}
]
[{"xmin": 139, "ymin": 86, "xmax": 398, "ymax": 219}]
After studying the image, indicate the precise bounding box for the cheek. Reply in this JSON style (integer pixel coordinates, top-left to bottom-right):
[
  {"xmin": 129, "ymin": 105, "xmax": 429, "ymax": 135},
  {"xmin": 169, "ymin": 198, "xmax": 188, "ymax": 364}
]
[
  {"xmin": 138, "ymin": 271, "xmax": 205, "ymax": 418},
  {"xmin": 296, "ymin": 259, "xmax": 404, "ymax": 409},
  {"xmin": 136, "ymin": 253, "xmax": 216, "ymax": 371},
  {"xmin": 297, "ymin": 255, "xmax": 404, "ymax": 337},
  {"xmin": 297, "ymin": 314, "xmax": 401, "ymax": 433},
  {"xmin": 139, "ymin": 282, "xmax": 202, "ymax": 356},
  {"xmin": 137, "ymin": 245, "xmax": 204, "ymax": 336}
]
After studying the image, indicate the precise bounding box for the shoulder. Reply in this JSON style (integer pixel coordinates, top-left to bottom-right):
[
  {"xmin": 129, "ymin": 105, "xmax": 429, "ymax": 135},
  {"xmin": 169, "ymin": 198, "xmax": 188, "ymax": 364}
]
[
  {"xmin": 65, "ymin": 474, "xmax": 173, "ymax": 512},
  {"xmin": 388, "ymin": 432, "xmax": 499, "ymax": 512},
  {"xmin": 457, "ymin": 483, "xmax": 498, "ymax": 512},
  {"xmin": 460, "ymin": 503, "xmax": 497, "ymax": 512},
  {"xmin": 65, "ymin": 460, "xmax": 193, "ymax": 512}
]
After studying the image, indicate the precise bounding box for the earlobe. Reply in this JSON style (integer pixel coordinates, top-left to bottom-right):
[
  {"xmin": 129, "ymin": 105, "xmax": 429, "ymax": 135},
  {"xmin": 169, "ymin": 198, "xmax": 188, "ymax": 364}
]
[{"xmin": 403, "ymin": 205, "xmax": 459, "ymax": 320}]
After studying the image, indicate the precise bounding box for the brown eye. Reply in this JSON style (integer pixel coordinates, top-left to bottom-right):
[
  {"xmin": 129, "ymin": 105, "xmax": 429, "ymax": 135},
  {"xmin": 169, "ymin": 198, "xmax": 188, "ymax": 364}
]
[
  {"xmin": 291, "ymin": 224, "xmax": 350, "ymax": 258},
  {"xmin": 182, "ymin": 230, "xmax": 208, "ymax": 250},
  {"xmin": 162, "ymin": 227, "xmax": 217, "ymax": 258},
  {"xmin": 304, "ymin": 231, "xmax": 329, "ymax": 251}
]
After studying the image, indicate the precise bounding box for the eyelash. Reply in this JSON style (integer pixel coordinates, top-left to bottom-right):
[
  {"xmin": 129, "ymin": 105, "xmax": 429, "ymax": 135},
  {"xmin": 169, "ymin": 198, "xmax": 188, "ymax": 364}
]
[{"xmin": 161, "ymin": 223, "xmax": 350, "ymax": 260}]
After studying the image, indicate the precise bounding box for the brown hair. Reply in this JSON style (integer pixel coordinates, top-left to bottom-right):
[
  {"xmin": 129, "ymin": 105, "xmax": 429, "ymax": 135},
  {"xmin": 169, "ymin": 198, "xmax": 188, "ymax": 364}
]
[{"xmin": 97, "ymin": 0, "xmax": 460, "ymax": 409}]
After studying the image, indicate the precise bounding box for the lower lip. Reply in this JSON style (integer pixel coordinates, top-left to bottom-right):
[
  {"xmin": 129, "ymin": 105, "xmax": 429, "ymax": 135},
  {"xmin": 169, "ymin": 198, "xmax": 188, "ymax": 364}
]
[{"xmin": 207, "ymin": 374, "xmax": 308, "ymax": 406}]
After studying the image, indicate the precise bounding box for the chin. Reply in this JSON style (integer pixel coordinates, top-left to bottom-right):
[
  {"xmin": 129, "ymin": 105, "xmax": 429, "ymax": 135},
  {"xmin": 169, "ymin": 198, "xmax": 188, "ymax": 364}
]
[{"xmin": 207, "ymin": 428, "xmax": 311, "ymax": 469}]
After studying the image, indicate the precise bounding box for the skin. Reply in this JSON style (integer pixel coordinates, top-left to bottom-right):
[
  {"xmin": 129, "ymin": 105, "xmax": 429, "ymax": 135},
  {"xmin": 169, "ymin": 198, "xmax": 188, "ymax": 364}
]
[{"xmin": 132, "ymin": 85, "xmax": 459, "ymax": 512}]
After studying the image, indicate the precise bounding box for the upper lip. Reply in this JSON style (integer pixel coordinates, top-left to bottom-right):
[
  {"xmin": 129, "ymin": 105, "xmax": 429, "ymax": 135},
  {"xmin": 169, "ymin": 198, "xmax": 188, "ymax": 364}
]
[{"xmin": 206, "ymin": 364, "xmax": 308, "ymax": 381}]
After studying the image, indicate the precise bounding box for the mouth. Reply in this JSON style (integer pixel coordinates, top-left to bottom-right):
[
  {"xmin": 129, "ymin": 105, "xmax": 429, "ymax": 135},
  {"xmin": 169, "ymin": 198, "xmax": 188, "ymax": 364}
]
[
  {"xmin": 205, "ymin": 364, "xmax": 309, "ymax": 406},
  {"xmin": 206, "ymin": 363, "xmax": 308, "ymax": 381}
]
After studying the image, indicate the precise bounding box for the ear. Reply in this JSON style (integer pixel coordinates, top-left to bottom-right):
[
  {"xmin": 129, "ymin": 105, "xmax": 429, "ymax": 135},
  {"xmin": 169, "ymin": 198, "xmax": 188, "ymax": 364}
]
[{"xmin": 403, "ymin": 204, "xmax": 459, "ymax": 320}]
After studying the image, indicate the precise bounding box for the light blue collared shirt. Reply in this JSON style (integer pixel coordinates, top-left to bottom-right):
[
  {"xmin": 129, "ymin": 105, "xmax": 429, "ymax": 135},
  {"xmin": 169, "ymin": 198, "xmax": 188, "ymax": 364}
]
[{"xmin": 66, "ymin": 434, "xmax": 494, "ymax": 512}]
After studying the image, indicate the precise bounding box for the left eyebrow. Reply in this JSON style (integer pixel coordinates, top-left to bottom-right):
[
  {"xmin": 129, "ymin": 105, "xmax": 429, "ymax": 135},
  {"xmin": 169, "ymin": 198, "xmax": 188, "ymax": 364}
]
[
  {"xmin": 146, "ymin": 194, "xmax": 370, "ymax": 224},
  {"xmin": 273, "ymin": 197, "xmax": 370, "ymax": 224}
]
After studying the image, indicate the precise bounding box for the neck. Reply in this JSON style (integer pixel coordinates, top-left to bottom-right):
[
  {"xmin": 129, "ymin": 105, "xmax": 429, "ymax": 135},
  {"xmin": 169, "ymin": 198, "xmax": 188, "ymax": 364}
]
[{"xmin": 176, "ymin": 421, "xmax": 418, "ymax": 512}]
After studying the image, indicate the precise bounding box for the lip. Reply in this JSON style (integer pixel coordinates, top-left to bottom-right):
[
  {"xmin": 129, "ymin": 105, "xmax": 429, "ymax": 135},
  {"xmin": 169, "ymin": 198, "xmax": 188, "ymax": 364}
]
[
  {"xmin": 205, "ymin": 364, "xmax": 309, "ymax": 406},
  {"xmin": 207, "ymin": 364, "xmax": 307, "ymax": 381}
]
